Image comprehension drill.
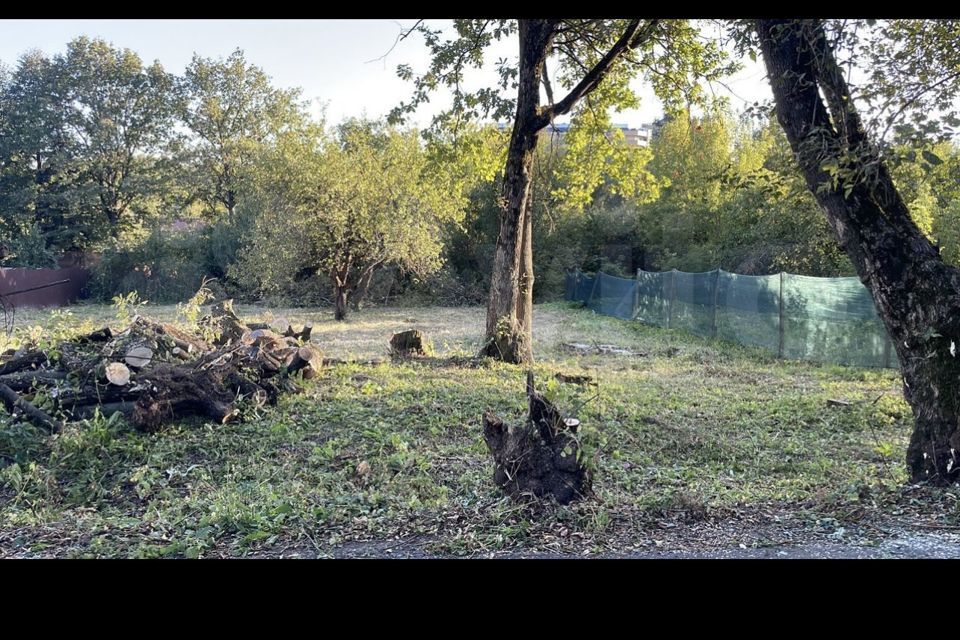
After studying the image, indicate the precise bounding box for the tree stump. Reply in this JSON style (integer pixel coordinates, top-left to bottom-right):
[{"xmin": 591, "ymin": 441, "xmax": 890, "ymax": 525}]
[
  {"xmin": 389, "ymin": 330, "xmax": 430, "ymax": 357},
  {"xmin": 481, "ymin": 372, "xmax": 593, "ymax": 505}
]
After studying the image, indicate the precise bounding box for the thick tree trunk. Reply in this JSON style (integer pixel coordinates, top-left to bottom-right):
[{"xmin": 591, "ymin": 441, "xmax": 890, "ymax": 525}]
[
  {"xmin": 757, "ymin": 19, "xmax": 960, "ymax": 485},
  {"xmin": 481, "ymin": 19, "xmax": 555, "ymax": 364}
]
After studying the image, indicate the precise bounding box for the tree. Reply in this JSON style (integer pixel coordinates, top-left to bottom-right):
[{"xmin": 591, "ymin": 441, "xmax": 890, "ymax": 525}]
[
  {"xmin": 393, "ymin": 19, "xmax": 730, "ymax": 363},
  {"xmin": 752, "ymin": 19, "xmax": 960, "ymax": 484},
  {"xmin": 58, "ymin": 37, "xmax": 177, "ymax": 240},
  {"xmin": 233, "ymin": 119, "xmax": 465, "ymax": 320},
  {"xmin": 0, "ymin": 50, "xmax": 83, "ymax": 260},
  {"xmin": 179, "ymin": 49, "xmax": 305, "ymax": 221}
]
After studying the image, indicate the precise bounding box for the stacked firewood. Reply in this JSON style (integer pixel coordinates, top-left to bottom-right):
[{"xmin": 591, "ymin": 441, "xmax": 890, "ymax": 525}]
[{"xmin": 0, "ymin": 300, "xmax": 320, "ymax": 433}]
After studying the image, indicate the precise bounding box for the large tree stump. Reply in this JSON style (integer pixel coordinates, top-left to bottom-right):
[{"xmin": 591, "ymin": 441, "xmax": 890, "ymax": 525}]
[
  {"xmin": 390, "ymin": 330, "xmax": 430, "ymax": 357},
  {"xmin": 481, "ymin": 372, "xmax": 593, "ymax": 505}
]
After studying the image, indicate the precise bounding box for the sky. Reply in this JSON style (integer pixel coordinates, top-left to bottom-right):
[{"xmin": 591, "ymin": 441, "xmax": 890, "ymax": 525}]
[{"xmin": 0, "ymin": 19, "xmax": 773, "ymax": 127}]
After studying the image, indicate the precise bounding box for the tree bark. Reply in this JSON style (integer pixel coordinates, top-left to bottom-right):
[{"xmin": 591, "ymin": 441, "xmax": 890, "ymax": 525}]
[
  {"xmin": 516, "ymin": 195, "xmax": 535, "ymax": 355},
  {"xmin": 481, "ymin": 19, "xmax": 556, "ymax": 364},
  {"xmin": 333, "ymin": 284, "xmax": 349, "ymax": 321},
  {"xmin": 756, "ymin": 19, "xmax": 960, "ymax": 485}
]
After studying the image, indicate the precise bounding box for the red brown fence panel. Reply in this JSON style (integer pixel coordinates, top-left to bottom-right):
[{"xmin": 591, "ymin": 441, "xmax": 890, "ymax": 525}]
[{"xmin": 0, "ymin": 267, "xmax": 91, "ymax": 308}]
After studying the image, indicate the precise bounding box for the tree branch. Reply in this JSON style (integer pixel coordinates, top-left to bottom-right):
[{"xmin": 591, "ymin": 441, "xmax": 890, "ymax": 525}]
[{"xmin": 538, "ymin": 19, "xmax": 659, "ymax": 126}]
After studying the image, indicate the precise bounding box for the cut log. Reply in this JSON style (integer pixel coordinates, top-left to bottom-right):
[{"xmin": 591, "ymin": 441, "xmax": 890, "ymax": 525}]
[
  {"xmin": 79, "ymin": 327, "xmax": 113, "ymax": 343},
  {"xmin": 296, "ymin": 323, "xmax": 312, "ymax": 342},
  {"xmin": 105, "ymin": 362, "xmax": 131, "ymax": 386},
  {"xmin": 124, "ymin": 346, "xmax": 153, "ymax": 369},
  {"xmin": 282, "ymin": 322, "xmax": 313, "ymax": 342},
  {"xmin": 0, "ymin": 382, "xmax": 61, "ymax": 432},
  {"xmin": 131, "ymin": 364, "xmax": 240, "ymax": 432},
  {"xmin": 390, "ymin": 330, "xmax": 430, "ymax": 357},
  {"xmin": 288, "ymin": 346, "xmax": 323, "ymax": 379},
  {"xmin": 70, "ymin": 401, "xmax": 136, "ymax": 421},
  {"xmin": 0, "ymin": 350, "xmax": 47, "ymax": 375},
  {"xmin": 481, "ymin": 371, "xmax": 592, "ymax": 505},
  {"xmin": 0, "ymin": 370, "xmax": 68, "ymax": 391},
  {"xmin": 270, "ymin": 317, "xmax": 292, "ymax": 335}
]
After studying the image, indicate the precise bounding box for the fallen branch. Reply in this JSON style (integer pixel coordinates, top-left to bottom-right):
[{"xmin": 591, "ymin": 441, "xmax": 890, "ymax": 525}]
[{"xmin": 0, "ymin": 382, "xmax": 61, "ymax": 432}]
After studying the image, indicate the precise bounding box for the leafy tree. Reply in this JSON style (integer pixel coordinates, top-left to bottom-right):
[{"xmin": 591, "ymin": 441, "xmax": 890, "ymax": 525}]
[
  {"xmin": 58, "ymin": 37, "xmax": 177, "ymax": 240},
  {"xmin": 393, "ymin": 19, "xmax": 731, "ymax": 363},
  {"xmin": 234, "ymin": 119, "xmax": 465, "ymax": 320},
  {"xmin": 179, "ymin": 49, "xmax": 305, "ymax": 221},
  {"xmin": 751, "ymin": 19, "xmax": 960, "ymax": 483},
  {"xmin": 0, "ymin": 50, "xmax": 84, "ymax": 261}
]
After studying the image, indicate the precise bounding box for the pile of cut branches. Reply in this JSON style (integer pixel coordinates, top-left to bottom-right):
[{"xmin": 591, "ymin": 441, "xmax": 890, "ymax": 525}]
[{"xmin": 0, "ymin": 300, "xmax": 320, "ymax": 433}]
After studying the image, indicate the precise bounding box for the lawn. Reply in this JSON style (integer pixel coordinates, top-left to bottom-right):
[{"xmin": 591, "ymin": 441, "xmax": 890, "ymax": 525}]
[{"xmin": 1, "ymin": 301, "xmax": 957, "ymax": 558}]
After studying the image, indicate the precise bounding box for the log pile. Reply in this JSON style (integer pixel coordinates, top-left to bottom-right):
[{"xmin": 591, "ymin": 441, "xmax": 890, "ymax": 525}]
[{"xmin": 0, "ymin": 303, "xmax": 321, "ymax": 433}]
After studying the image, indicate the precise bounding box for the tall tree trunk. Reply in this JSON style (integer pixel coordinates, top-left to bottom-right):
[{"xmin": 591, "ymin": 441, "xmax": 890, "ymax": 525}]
[
  {"xmin": 481, "ymin": 19, "xmax": 555, "ymax": 364},
  {"xmin": 757, "ymin": 19, "xmax": 960, "ymax": 485},
  {"xmin": 331, "ymin": 274, "xmax": 349, "ymax": 321},
  {"xmin": 516, "ymin": 198, "xmax": 534, "ymax": 355}
]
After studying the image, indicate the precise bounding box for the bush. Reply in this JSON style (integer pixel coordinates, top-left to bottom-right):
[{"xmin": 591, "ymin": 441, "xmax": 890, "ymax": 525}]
[
  {"xmin": 1, "ymin": 223, "xmax": 58, "ymax": 269},
  {"xmin": 89, "ymin": 222, "xmax": 217, "ymax": 303}
]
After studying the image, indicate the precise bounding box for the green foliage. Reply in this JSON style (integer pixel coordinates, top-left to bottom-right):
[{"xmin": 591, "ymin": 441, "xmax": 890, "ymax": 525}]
[
  {"xmin": 111, "ymin": 291, "xmax": 147, "ymax": 324},
  {"xmin": 90, "ymin": 222, "xmax": 216, "ymax": 303},
  {"xmin": 551, "ymin": 107, "xmax": 663, "ymax": 210},
  {"xmin": 179, "ymin": 49, "xmax": 308, "ymax": 220},
  {"xmin": 233, "ymin": 119, "xmax": 466, "ymax": 311},
  {"xmin": 1, "ymin": 222, "xmax": 58, "ymax": 268},
  {"xmin": 176, "ymin": 278, "xmax": 217, "ymax": 328}
]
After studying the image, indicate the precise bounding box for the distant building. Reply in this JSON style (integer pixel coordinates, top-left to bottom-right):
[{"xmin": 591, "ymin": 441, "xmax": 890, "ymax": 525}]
[{"xmin": 496, "ymin": 121, "xmax": 655, "ymax": 147}]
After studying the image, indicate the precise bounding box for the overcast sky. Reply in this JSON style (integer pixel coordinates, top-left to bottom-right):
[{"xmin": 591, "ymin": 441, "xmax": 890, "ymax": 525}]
[{"xmin": 0, "ymin": 19, "xmax": 773, "ymax": 127}]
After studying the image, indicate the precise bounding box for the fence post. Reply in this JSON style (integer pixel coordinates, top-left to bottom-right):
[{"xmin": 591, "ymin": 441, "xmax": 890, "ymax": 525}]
[
  {"xmin": 634, "ymin": 268, "xmax": 641, "ymax": 320},
  {"xmin": 883, "ymin": 335, "xmax": 893, "ymax": 369},
  {"xmin": 710, "ymin": 268, "xmax": 720, "ymax": 339},
  {"xmin": 778, "ymin": 271, "xmax": 785, "ymax": 359},
  {"xmin": 667, "ymin": 268, "xmax": 677, "ymax": 329},
  {"xmin": 587, "ymin": 271, "xmax": 600, "ymax": 309}
]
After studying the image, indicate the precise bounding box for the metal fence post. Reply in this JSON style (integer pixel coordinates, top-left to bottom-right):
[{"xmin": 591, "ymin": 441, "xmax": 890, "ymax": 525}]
[
  {"xmin": 710, "ymin": 268, "xmax": 720, "ymax": 339},
  {"xmin": 883, "ymin": 335, "xmax": 893, "ymax": 369},
  {"xmin": 634, "ymin": 268, "xmax": 641, "ymax": 320},
  {"xmin": 587, "ymin": 271, "xmax": 600, "ymax": 309},
  {"xmin": 667, "ymin": 268, "xmax": 677, "ymax": 329},
  {"xmin": 778, "ymin": 271, "xmax": 785, "ymax": 359}
]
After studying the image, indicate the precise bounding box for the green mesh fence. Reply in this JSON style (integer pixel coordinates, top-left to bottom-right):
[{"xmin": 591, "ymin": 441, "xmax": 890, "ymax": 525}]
[{"xmin": 564, "ymin": 269, "xmax": 897, "ymax": 369}]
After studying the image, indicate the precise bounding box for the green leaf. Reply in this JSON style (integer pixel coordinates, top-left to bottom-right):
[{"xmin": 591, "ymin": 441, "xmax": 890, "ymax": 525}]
[{"xmin": 922, "ymin": 149, "xmax": 943, "ymax": 165}]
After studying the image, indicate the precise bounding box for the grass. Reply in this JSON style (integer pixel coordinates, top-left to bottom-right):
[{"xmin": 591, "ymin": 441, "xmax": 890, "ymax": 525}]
[{"xmin": 0, "ymin": 300, "xmax": 956, "ymax": 558}]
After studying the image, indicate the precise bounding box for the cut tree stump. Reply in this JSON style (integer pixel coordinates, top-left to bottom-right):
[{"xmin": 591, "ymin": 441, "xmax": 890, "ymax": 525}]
[
  {"xmin": 390, "ymin": 330, "xmax": 429, "ymax": 357},
  {"xmin": 124, "ymin": 346, "xmax": 153, "ymax": 369},
  {"xmin": 105, "ymin": 362, "xmax": 131, "ymax": 386},
  {"xmin": 481, "ymin": 371, "xmax": 593, "ymax": 505}
]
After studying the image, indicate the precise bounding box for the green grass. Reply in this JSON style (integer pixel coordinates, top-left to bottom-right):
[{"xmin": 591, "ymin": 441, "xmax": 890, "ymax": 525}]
[{"xmin": 0, "ymin": 301, "xmax": 954, "ymax": 557}]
